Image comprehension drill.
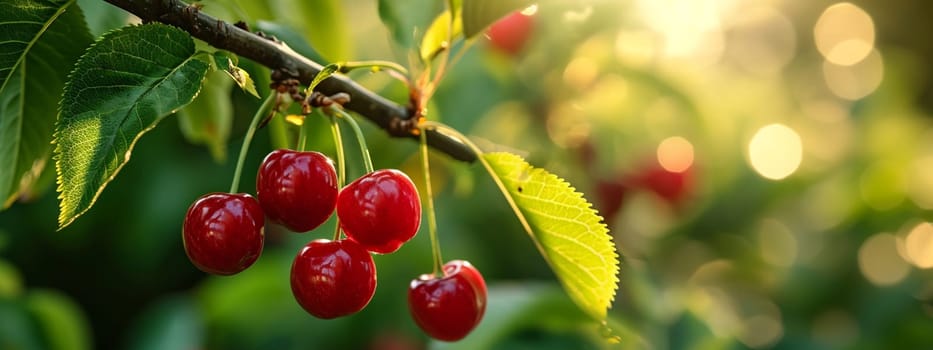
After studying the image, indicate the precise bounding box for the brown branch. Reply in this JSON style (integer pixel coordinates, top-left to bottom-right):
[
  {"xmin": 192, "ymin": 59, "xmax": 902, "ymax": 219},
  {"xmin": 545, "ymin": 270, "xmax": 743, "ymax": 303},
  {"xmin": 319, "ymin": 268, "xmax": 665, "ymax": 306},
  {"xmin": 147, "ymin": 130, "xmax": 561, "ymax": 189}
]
[{"xmin": 103, "ymin": 0, "xmax": 476, "ymax": 162}]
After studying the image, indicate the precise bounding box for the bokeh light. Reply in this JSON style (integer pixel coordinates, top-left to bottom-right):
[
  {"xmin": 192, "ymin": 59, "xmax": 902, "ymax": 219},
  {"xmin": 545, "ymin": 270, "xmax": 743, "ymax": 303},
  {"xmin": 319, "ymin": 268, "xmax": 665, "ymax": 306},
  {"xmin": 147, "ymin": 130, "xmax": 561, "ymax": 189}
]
[
  {"xmin": 757, "ymin": 219, "xmax": 797, "ymax": 267},
  {"xmin": 748, "ymin": 124, "xmax": 803, "ymax": 180},
  {"xmin": 814, "ymin": 3, "xmax": 875, "ymax": 66},
  {"xmin": 740, "ymin": 314, "xmax": 784, "ymax": 349},
  {"xmin": 858, "ymin": 233, "xmax": 911, "ymax": 286},
  {"xmin": 904, "ymin": 222, "xmax": 933, "ymax": 269},
  {"xmin": 656, "ymin": 136, "xmax": 694, "ymax": 173},
  {"xmin": 822, "ymin": 49, "xmax": 884, "ymax": 100},
  {"xmin": 726, "ymin": 6, "xmax": 796, "ymax": 75}
]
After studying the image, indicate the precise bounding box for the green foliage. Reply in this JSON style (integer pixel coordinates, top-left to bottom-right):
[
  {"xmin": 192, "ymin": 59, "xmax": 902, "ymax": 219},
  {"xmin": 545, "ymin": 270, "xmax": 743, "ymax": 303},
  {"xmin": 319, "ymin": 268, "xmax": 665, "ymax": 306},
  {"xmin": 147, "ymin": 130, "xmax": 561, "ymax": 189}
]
[
  {"xmin": 461, "ymin": 0, "xmax": 536, "ymax": 38},
  {"xmin": 212, "ymin": 52, "xmax": 259, "ymax": 98},
  {"xmin": 75, "ymin": 0, "xmax": 127, "ymax": 36},
  {"xmin": 0, "ymin": 0, "xmax": 91, "ymax": 208},
  {"xmin": 378, "ymin": 0, "xmax": 444, "ymax": 48},
  {"xmin": 273, "ymin": 0, "xmax": 352, "ymax": 62},
  {"xmin": 0, "ymin": 299, "xmax": 43, "ymax": 350},
  {"xmin": 308, "ymin": 63, "xmax": 341, "ymax": 92},
  {"xmin": 178, "ymin": 70, "xmax": 234, "ymax": 162},
  {"xmin": 24, "ymin": 290, "xmax": 92, "ymax": 350},
  {"xmin": 420, "ymin": 9, "xmax": 463, "ymax": 62},
  {"xmin": 53, "ymin": 24, "xmax": 210, "ymax": 228},
  {"xmin": 433, "ymin": 284, "xmax": 642, "ymax": 350},
  {"xmin": 483, "ymin": 152, "xmax": 619, "ymax": 320},
  {"xmin": 126, "ymin": 296, "xmax": 204, "ymax": 350}
]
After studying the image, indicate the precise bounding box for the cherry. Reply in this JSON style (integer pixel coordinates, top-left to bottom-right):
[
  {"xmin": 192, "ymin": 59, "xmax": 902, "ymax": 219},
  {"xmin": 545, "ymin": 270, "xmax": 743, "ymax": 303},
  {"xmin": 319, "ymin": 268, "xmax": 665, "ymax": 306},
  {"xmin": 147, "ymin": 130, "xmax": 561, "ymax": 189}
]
[
  {"xmin": 631, "ymin": 163, "xmax": 693, "ymax": 208},
  {"xmin": 183, "ymin": 193, "xmax": 264, "ymax": 275},
  {"xmin": 336, "ymin": 169, "xmax": 421, "ymax": 254},
  {"xmin": 408, "ymin": 260, "xmax": 487, "ymax": 341},
  {"xmin": 257, "ymin": 149, "xmax": 338, "ymax": 232},
  {"xmin": 486, "ymin": 10, "xmax": 535, "ymax": 56},
  {"xmin": 290, "ymin": 239, "xmax": 377, "ymax": 319}
]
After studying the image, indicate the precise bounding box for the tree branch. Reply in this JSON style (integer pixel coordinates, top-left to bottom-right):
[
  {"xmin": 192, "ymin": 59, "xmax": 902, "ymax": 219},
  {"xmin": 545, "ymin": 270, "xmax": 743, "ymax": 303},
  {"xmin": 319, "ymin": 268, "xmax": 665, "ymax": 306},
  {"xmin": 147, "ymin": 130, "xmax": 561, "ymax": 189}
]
[{"xmin": 103, "ymin": 0, "xmax": 476, "ymax": 162}]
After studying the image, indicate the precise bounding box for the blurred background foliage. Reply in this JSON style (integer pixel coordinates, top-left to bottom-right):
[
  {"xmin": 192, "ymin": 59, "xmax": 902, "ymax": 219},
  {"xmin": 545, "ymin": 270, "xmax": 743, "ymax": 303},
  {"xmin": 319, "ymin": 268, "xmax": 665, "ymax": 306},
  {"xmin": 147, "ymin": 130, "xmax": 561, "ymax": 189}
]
[{"xmin": 2, "ymin": 0, "xmax": 933, "ymax": 348}]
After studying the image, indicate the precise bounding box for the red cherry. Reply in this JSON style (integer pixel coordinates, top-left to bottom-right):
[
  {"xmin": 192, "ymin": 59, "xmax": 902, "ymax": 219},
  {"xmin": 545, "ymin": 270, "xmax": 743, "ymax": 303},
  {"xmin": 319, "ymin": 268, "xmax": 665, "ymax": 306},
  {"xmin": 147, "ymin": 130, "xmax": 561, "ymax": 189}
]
[
  {"xmin": 257, "ymin": 149, "xmax": 338, "ymax": 232},
  {"xmin": 632, "ymin": 164, "xmax": 693, "ymax": 207},
  {"xmin": 290, "ymin": 239, "xmax": 377, "ymax": 319},
  {"xmin": 337, "ymin": 169, "xmax": 421, "ymax": 254},
  {"xmin": 408, "ymin": 260, "xmax": 487, "ymax": 341},
  {"xmin": 183, "ymin": 193, "xmax": 264, "ymax": 275},
  {"xmin": 486, "ymin": 10, "xmax": 535, "ymax": 56}
]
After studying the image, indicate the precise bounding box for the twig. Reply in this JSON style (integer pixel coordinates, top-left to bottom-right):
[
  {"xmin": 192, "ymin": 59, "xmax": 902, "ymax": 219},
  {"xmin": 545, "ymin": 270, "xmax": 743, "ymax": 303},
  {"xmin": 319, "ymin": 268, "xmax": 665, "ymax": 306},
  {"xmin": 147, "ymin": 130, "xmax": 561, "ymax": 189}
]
[{"xmin": 103, "ymin": 0, "xmax": 476, "ymax": 162}]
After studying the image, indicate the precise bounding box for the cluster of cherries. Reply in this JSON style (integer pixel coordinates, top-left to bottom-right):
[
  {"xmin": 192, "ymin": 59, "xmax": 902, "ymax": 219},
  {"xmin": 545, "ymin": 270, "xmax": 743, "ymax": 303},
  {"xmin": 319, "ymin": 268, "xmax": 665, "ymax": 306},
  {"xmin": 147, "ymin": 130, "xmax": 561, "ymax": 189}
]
[{"xmin": 182, "ymin": 149, "xmax": 487, "ymax": 341}]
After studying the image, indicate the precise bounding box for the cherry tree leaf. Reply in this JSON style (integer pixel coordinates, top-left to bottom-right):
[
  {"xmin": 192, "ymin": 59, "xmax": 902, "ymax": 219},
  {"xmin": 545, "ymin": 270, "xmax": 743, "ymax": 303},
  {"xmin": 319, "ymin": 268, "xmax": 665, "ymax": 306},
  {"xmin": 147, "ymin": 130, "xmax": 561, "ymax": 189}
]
[
  {"xmin": 420, "ymin": 9, "xmax": 462, "ymax": 62},
  {"xmin": 212, "ymin": 52, "xmax": 258, "ymax": 98},
  {"xmin": 483, "ymin": 152, "xmax": 619, "ymax": 319},
  {"xmin": 0, "ymin": 0, "xmax": 92, "ymax": 208},
  {"xmin": 54, "ymin": 24, "xmax": 210, "ymax": 228}
]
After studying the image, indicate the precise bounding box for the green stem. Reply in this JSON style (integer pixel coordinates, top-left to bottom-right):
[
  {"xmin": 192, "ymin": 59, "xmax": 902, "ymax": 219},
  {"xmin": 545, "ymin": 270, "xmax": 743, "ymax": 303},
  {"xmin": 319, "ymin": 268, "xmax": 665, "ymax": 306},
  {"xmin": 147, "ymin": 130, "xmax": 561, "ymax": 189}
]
[
  {"xmin": 328, "ymin": 112, "xmax": 347, "ymax": 241},
  {"xmin": 328, "ymin": 113, "xmax": 346, "ymax": 187},
  {"xmin": 333, "ymin": 108, "xmax": 374, "ymax": 174},
  {"xmin": 420, "ymin": 126, "xmax": 444, "ymax": 275},
  {"xmin": 340, "ymin": 60, "xmax": 410, "ymax": 77},
  {"xmin": 297, "ymin": 114, "xmax": 313, "ymax": 152},
  {"xmin": 230, "ymin": 93, "xmax": 277, "ymax": 194},
  {"xmin": 421, "ymin": 121, "xmax": 544, "ymax": 257}
]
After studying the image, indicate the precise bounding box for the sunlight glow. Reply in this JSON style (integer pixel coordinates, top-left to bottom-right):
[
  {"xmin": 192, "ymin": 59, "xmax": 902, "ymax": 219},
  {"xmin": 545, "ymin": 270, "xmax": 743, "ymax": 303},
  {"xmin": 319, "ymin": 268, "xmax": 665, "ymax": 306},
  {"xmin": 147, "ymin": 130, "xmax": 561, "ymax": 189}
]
[
  {"xmin": 748, "ymin": 124, "xmax": 802, "ymax": 180},
  {"xmin": 814, "ymin": 3, "xmax": 875, "ymax": 66},
  {"xmin": 657, "ymin": 136, "xmax": 694, "ymax": 173},
  {"xmin": 634, "ymin": 0, "xmax": 727, "ymax": 65}
]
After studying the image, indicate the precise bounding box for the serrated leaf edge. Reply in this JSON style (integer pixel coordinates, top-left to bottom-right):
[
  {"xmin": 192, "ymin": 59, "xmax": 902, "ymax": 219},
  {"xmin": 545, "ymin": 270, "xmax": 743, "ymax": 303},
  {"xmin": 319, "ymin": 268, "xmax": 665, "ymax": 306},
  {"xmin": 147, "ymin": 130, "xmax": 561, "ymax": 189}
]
[
  {"xmin": 482, "ymin": 152, "xmax": 620, "ymax": 319},
  {"xmin": 53, "ymin": 23, "xmax": 208, "ymax": 229}
]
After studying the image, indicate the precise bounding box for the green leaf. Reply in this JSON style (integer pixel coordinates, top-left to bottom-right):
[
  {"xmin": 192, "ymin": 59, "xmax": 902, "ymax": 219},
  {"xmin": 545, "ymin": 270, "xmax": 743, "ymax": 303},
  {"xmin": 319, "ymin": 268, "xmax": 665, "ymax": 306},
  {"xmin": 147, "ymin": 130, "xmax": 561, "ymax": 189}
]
[
  {"xmin": 54, "ymin": 24, "xmax": 210, "ymax": 228},
  {"xmin": 309, "ymin": 63, "xmax": 341, "ymax": 92},
  {"xmin": 482, "ymin": 152, "xmax": 619, "ymax": 320},
  {"xmin": 378, "ymin": 0, "xmax": 444, "ymax": 48},
  {"xmin": 75, "ymin": 0, "xmax": 128, "ymax": 36},
  {"xmin": 25, "ymin": 290, "xmax": 92, "ymax": 350},
  {"xmin": 178, "ymin": 70, "xmax": 233, "ymax": 162},
  {"xmin": 0, "ymin": 0, "xmax": 67, "ymax": 88},
  {"xmin": 420, "ymin": 9, "xmax": 463, "ymax": 62},
  {"xmin": 0, "ymin": 0, "xmax": 93, "ymax": 208},
  {"xmin": 272, "ymin": 0, "xmax": 351, "ymax": 62},
  {"xmin": 462, "ymin": 0, "xmax": 535, "ymax": 38},
  {"xmin": 212, "ymin": 52, "xmax": 259, "ymax": 98}
]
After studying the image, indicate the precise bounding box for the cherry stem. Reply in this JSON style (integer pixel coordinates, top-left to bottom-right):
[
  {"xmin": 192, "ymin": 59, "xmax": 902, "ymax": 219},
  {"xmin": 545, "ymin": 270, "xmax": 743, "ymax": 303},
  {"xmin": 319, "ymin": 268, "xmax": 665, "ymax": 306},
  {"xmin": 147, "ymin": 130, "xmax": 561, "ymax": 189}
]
[
  {"xmin": 328, "ymin": 113, "xmax": 347, "ymax": 188},
  {"xmin": 419, "ymin": 125, "xmax": 444, "ymax": 275},
  {"xmin": 328, "ymin": 112, "xmax": 347, "ymax": 241},
  {"xmin": 421, "ymin": 121, "xmax": 539, "ymax": 253},
  {"xmin": 229, "ymin": 93, "xmax": 277, "ymax": 194},
  {"xmin": 340, "ymin": 60, "xmax": 410, "ymax": 78},
  {"xmin": 331, "ymin": 107, "xmax": 374, "ymax": 174},
  {"xmin": 297, "ymin": 116, "xmax": 310, "ymax": 152}
]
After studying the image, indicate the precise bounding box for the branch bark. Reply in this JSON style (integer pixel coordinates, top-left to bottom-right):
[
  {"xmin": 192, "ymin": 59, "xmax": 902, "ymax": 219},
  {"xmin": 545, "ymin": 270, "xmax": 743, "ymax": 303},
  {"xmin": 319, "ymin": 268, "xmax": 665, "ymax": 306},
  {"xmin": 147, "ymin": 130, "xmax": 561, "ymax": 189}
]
[{"xmin": 103, "ymin": 0, "xmax": 476, "ymax": 162}]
